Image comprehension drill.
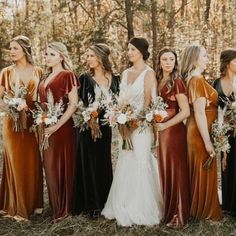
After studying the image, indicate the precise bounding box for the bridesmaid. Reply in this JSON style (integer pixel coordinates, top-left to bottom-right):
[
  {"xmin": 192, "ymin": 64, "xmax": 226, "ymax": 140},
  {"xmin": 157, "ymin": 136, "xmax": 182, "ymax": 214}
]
[
  {"xmin": 39, "ymin": 42, "xmax": 78, "ymax": 222},
  {"xmin": 156, "ymin": 48, "xmax": 190, "ymax": 227},
  {"xmin": 72, "ymin": 43, "xmax": 119, "ymax": 218},
  {"xmin": 180, "ymin": 44, "xmax": 222, "ymax": 220},
  {"xmin": 213, "ymin": 49, "xmax": 236, "ymax": 216},
  {"xmin": 0, "ymin": 35, "xmax": 43, "ymax": 221}
]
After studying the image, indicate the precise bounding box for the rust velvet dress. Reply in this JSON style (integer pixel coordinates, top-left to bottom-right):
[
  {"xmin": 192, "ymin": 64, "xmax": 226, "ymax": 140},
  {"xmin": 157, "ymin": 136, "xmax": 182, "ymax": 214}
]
[
  {"xmin": 0, "ymin": 65, "xmax": 43, "ymax": 219},
  {"xmin": 158, "ymin": 78, "xmax": 190, "ymax": 226},
  {"xmin": 187, "ymin": 76, "xmax": 222, "ymax": 220},
  {"xmin": 39, "ymin": 70, "xmax": 77, "ymax": 220}
]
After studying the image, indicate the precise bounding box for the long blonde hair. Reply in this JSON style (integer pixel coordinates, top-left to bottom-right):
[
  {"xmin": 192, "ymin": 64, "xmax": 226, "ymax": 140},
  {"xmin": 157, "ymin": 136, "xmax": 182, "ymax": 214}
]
[
  {"xmin": 47, "ymin": 41, "xmax": 73, "ymax": 71},
  {"xmin": 180, "ymin": 44, "xmax": 202, "ymax": 83}
]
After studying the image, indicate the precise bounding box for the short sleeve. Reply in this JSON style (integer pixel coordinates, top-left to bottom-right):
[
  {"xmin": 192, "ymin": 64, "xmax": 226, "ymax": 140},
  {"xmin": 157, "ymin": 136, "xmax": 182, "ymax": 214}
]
[
  {"xmin": 188, "ymin": 77, "xmax": 210, "ymax": 104},
  {"xmin": 63, "ymin": 71, "xmax": 79, "ymax": 95},
  {"xmin": 174, "ymin": 78, "xmax": 187, "ymax": 95},
  {"xmin": 78, "ymin": 73, "xmax": 87, "ymax": 102},
  {"xmin": 78, "ymin": 73, "xmax": 94, "ymax": 106},
  {"xmin": 0, "ymin": 68, "xmax": 9, "ymax": 89},
  {"xmin": 111, "ymin": 74, "xmax": 120, "ymax": 95},
  {"xmin": 34, "ymin": 66, "xmax": 43, "ymax": 80}
]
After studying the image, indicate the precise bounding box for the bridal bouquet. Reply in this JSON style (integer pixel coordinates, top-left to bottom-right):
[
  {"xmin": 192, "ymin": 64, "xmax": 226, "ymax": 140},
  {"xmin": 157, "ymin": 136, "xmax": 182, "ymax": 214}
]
[
  {"xmin": 73, "ymin": 85, "xmax": 113, "ymax": 141},
  {"xmin": 3, "ymin": 86, "xmax": 28, "ymax": 132},
  {"xmin": 31, "ymin": 90, "xmax": 64, "ymax": 152},
  {"xmin": 203, "ymin": 107, "xmax": 231, "ymax": 169},
  {"xmin": 103, "ymin": 84, "xmax": 140, "ymax": 150},
  {"xmin": 140, "ymin": 93, "xmax": 168, "ymax": 146}
]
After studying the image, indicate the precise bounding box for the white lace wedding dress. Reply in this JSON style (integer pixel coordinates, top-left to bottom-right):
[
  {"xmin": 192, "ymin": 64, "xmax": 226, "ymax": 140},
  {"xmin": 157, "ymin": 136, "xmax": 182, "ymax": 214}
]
[{"xmin": 101, "ymin": 66, "xmax": 163, "ymax": 226}]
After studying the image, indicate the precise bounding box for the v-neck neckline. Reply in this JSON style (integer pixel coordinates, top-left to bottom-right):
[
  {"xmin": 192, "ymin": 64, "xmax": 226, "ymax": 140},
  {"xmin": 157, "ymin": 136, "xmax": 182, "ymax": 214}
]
[
  {"xmin": 43, "ymin": 71, "xmax": 64, "ymax": 89},
  {"xmin": 219, "ymin": 79, "xmax": 234, "ymax": 98},
  {"xmin": 12, "ymin": 65, "xmax": 35, "ymax": 88},
  {"xmin": 91, "ymin": 74, "xmax": 113, "ymax": 90},
  {"xmin": 126, "ymin": 67, "xmax": 149, "ymax": 86}
]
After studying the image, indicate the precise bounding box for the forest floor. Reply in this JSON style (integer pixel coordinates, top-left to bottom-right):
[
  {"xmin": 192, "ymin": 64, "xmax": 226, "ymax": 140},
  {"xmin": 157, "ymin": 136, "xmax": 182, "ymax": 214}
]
[{"xmin": 0, "ymin": 123, "xmax": 236, "ymax": 236}]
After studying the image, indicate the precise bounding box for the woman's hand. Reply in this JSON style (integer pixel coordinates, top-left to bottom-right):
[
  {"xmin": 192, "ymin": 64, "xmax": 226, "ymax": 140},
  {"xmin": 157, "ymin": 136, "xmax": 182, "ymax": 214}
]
[
  {"xmin": 155, "ymin": 123, "xmax": 166, "ymax": 131},
  {"xmin": 205, "ymin": 141, "xmax": 216, "ymax": 157},
  {"xmin": 44, "ymin": 124, "xmax": 59, "ymax": 138},
  {"xmin": 88, "ymin": 117, "xmax": 102, "ymax": 141},
  {"xmin": 118, "ymin": 124, "xmax": 132, "ymax": 139},
  {"xmin": 222, "ymin": 152, "xmax": 227, "ymax": 172},
  {"xmin": 0, "ymin": 100, "xmax": 9, "ymax": 113}
]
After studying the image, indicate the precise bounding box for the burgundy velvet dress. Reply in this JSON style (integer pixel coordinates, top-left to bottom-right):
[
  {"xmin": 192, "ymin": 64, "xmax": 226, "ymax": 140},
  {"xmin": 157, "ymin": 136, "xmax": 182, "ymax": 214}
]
[
  {"xmin": 39, "ymin": 70, "xmax": 78, "ymax": 220},
  {"xmin": 158, "ymin": 78, "xmax": 190, "ymax": 226}
]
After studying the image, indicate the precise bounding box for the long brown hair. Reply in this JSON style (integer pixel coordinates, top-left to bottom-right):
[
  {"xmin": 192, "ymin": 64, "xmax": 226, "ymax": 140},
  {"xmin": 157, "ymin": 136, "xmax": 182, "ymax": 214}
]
[
  {"xmin": 12, "ymin": 35, "xmax": 34, "ymax": 65},
  {"xmin": 88, "ymin": 43, "xmax": 112, "ymax": 76},
  {"xmin": 156, "ymin": 47, "xmax": 179, "ymax": 93},
  {"xmin": 220, "ymin": 49, "xmax": 236, "ymax": 77}
]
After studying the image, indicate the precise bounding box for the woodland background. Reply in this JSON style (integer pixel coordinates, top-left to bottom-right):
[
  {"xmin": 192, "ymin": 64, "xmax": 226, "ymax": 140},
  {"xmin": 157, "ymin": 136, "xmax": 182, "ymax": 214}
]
[
  {"xmin": 0, "ymin": 0, "xmax": 236, "ymax": 75},
  {"xmin": 0, "ymin": 0, "xmax": 236, "ymax": 235}
]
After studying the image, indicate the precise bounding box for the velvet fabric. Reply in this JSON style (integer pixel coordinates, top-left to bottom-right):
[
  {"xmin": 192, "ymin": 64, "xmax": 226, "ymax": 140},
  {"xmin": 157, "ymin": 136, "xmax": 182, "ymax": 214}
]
[
  {"xmin": 0, "ymin": 65, "xmax": 43, "ymax": 219},
  {"xmin": 214, "ymin": 78, "xmax": 236, "ymax": 216},
  {"xmin": 187, "ymin": 76, "xmax": 222, "ymax": 220},
  {"xmin": 72, "ymin": 73, "xmax": 119, "ymax": 216},
  {"xmin": 158, "ymin": 78, "xmax": 190, "ymax": 226},
  {"xmin": 39, "ymin": 70, "xmax": 78, "ymax": 220}
]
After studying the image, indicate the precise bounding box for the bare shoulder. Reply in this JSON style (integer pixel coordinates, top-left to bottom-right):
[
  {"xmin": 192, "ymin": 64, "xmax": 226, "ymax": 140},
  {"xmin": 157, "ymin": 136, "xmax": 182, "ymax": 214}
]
[{"xmin": 144, "ymin": 68, "xmax": 156, "ymax": 84}]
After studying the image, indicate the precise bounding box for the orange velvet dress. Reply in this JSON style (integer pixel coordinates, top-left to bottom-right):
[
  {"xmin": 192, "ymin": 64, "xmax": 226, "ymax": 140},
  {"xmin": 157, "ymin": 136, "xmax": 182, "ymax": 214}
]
[
  {"xmin": 0, "ymin": 65, "xmax": 43, "ymax": 219},
  {"xmin": 158, "ymin": 78, "xmax": 190, "ymax": 226},
  {"xmin": 187, "ymin": 75, "xmax": 222, "ymax": 220},
  {"xmin": 39, "ymin": 70, "xmax": 77, "ymax": 220}
]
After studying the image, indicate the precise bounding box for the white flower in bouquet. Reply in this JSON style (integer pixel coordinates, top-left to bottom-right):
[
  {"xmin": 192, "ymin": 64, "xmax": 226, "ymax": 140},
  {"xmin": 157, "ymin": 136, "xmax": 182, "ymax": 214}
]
[
  {"xmin": 82, "ymin": 110, "xmax": 91, "ymax": 122},
  {"xmin": 145, "ymin": 111, "xmax": 154, "ymax": 122},
  {"xmin": 3, "ymin": 86, "xmax": 28, "ymax": 132},
  {"xmin": 117, "ymin": 113, "xmax": 128, "ymax": 124},
  {"xmin": 31, "ymin": 90, "xmax": 64, "ymax": 152}
]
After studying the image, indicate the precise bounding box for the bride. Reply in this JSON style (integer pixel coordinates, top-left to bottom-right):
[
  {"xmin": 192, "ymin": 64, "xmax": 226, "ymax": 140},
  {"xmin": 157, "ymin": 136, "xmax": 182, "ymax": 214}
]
[{"xmin": 101, "ymin": 37, "xmax": 163, "ymax": 226}]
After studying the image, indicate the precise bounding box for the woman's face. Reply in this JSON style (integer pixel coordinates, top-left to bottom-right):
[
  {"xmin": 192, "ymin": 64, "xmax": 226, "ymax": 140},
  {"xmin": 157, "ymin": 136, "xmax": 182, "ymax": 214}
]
[
  {"xmin": 86, "ymin": 49, "xmax": 100, "ymax": 69},
  {"xmin": 196, "ymin": 47, "xmax": 208, "ymax": 71},
  {"xmin": 160, "ymin": 52, "xmax": 176, "ymax": 73},
  {"xmin": 10, "ymin": 41, "xmax": 25, "ymax": 62},
  {"xmin": 228, "ymin": 58, "xmax": 236, "ymax": 74},
  {"xmin": 128, "ymin": 43, "xmax": 143, "ymax": 63},
  {"xmin": 45, "ymin": 47, "xmax": 62, "ymax": 68}
]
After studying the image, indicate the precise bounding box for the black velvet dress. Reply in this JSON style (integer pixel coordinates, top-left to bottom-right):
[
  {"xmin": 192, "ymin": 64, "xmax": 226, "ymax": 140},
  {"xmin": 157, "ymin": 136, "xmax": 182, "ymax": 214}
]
[
  {"xmin": 72, "ymin": 73, "xmax": 119, "ymax": 217},
  {"xmin": 214, "ymin": 78, "xmax": 236, "ymax": 216}
]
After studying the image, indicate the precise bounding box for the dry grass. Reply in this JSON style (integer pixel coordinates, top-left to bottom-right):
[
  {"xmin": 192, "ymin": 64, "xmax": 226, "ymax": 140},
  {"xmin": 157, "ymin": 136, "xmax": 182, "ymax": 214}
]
[{"xmin": 0, "ymin": 124, "xmax": 236, "ymax": 235}]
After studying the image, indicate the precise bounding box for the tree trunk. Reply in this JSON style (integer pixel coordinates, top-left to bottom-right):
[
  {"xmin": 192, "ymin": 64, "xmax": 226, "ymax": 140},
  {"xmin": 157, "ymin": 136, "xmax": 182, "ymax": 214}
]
[
  {"xmin": 204, "ymin": 0, "xmax": 211, "ymax": 24},
  {"xmin": 167, "ymin": 0, "xmax": 175, "ymax": 45},
  {"xmin": 181, "ymin": 0, "xmax": 187, "ymax": 17},
  {"xmin": 25, "ymin": 0, "xmax": 29, "ymax": 19},
  {"xmin": 124, "ymin": 0, "xmax": 134, "ymax": 40},
  {"xmin": 151, "ymin": 0, "xmax": 158, "ymax": 71}
]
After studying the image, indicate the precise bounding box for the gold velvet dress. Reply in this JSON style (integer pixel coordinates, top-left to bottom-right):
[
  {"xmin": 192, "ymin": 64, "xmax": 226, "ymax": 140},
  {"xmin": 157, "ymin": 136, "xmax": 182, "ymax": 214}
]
[
  {"xmin": 187, "ymin": 76, "xmax": 222, "ymax": 220},
  {"xmin": 0, "ymin": 65, "xmax": 43, "ymax": 219}
]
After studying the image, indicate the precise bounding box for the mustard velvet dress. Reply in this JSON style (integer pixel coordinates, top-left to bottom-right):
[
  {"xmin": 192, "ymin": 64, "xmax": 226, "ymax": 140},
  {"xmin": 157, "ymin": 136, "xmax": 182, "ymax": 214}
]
[
  {"xmin": 187, "ymin": 76, "xmax": 222, "ymax": 220},
  {"xmin": 0, "ymin": 65, "xmax": 43, "ymax": 219}
]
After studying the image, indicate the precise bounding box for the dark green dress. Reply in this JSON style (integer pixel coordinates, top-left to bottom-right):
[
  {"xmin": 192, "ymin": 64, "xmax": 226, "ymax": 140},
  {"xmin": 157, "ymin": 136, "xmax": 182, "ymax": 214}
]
[
  {"xmin": 72, "ymin": 73, "xmax": 119, "ymax": 217},
  {"xmin": 214, "ymin": 78, "xmax": 236, "ymax": 216}
]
